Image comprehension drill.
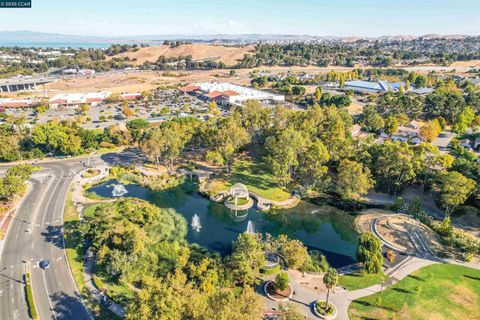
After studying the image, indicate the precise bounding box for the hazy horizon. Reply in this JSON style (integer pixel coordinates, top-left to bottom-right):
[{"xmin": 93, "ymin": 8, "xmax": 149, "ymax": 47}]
[{"xmin": 0, "ymin": 0, "xmax": 478, "ymax": 38}]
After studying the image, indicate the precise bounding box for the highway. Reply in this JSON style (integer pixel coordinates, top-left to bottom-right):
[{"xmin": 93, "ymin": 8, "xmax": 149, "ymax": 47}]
[{"xmin": 0, "ymin": 160, "xmax": 94, "ymax": 320}]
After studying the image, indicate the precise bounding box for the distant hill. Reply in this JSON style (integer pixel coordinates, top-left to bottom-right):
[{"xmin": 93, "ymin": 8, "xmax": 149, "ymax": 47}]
[
  {"xmin": 0, "ymin": 30, "xmax": 475, "ymax": 48},
  {"xmin": 110, "ymin": 44, "xmax": 255, "ymax": 66}
]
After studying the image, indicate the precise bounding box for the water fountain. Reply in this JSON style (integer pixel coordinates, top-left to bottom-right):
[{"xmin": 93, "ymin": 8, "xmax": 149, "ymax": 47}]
[
  {"xmin": 246, "ymin": 220, "xmax": 255, "ymax": 234},
  {"xmin": 191, "ymin": 214, "xmax": 202, "ymax": 232},
  {"xmin": 111, "ymin": 184, "xmax": 128, "ymax": 197}
]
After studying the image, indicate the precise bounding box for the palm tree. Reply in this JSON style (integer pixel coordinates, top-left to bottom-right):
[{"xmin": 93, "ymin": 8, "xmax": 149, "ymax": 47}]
[{"xmin": 323, "ymin": 267, "xmax": 338, "ymax": 310}]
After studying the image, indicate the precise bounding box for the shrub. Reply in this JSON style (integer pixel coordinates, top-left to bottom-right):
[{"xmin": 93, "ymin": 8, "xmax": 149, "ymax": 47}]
[
  {"xmin": 25, "ymin": 273, "xmax": 38, "ymax": 320},
  {"xmin": 274, "ymin": 272, "xmax": 289, "ymax": 291}
]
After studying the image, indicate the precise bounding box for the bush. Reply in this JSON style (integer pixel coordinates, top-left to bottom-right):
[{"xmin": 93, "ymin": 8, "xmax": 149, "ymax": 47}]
[
  {"xmin": 274, "ymin": 272, "xmax": 289, "ymax": 291},
  {"xmin": 315, "ymin": 301, "xmax": 335, "ymax": 316},
  {"xmin": 25, "ymin": 273, "xmax": 38, "ymax": 320},
  {"xmin": 301, "ymin": 250, "xmax": 329, "ymax": 273}
]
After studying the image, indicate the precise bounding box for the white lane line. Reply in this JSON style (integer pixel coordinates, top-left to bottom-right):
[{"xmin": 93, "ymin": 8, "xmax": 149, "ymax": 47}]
[{"xmin": 42, "ymin": 269, "xmax": 58, "ymax": 320}]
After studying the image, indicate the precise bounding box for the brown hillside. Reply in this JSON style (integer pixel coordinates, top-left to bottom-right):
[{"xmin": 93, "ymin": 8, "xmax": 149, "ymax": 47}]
[{"xmin": 112, "ymin": 44, "xmax": 255, "ymax": 66}]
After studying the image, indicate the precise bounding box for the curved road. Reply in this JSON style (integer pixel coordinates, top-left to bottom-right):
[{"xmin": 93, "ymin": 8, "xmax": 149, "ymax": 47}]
[{"xmin": 0, "ymin": 160, "xmax": 95, "ymax": 320}]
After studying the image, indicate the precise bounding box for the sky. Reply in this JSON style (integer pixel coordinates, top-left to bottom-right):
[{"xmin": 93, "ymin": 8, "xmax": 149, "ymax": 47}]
[{"xmin": 0, "ymin": 0, "xmax": 478, "ymax": 37}]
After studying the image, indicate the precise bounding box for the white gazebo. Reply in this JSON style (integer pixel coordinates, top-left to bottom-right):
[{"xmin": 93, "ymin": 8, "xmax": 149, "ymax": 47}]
[{"xmin": 229, "ymin": 183, "xmax": 249, "ymax": 205}]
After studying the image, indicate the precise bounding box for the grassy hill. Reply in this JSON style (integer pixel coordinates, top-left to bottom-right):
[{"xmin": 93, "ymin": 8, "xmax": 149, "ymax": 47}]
[{"xmin": 111, "ymin": 44, "xmax": 254, "ymax": 66}]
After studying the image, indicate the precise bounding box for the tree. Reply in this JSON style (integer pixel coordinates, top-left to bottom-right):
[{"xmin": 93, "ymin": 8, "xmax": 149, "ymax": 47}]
[
  {"xmin": 360, "ymin": 105, "xmax": 384, "ymax": 133},
  {"xmin": 77, "ymin": 103, "xmax": 90, "ymax": 115},
  {"xmin": 452, "ymin": 106, "xmax": 475, "ymax": 134},
  {"xmin": 383, "ymin": 115, "xmax": 398, "ymax": 136},
  {"xmin": 298, "ymin": 139, "xmax": 330, "ymax": 188},
  {"xmin": 229, "ymin": 233, "xmax": 265, "ymax": 286},
  {"xmin": 336, "ymin": 159, "xmax": 374, "ymax": 200},
  {"xmin": 127, "ymin": 118, "xmax": 150, "ymax": 142},
  {"xmin": 323, "ymin": 268, "xmax": 338, "ymax": 310},
  {"xmin": 419, "ymin": 119, "xmax": 442, "ymax": 142},
  {"xmin": 315, "ymin": 87, "xmax": 322, "ymax": 101},
  {"xmin": 356, "ymin": 232, "xmax": 383, "ymax": 274},
  {"xmin": 206, "ymin": 118, "xmax": 249, "ymax": 173},
  {"xmin": 413, "ymin": 143, "xmax": 454, "ymax": 189},
  {"xmin": 276, "ymin": 235, "xmax": 309, "ymax": 269},
  {"xmin": 291, "ymin": 85, "xmax": 306, "ymax": 96},
  {"xmin": 274, "ymin": 272, "xmax": 289, "ymax": 291},
  {"xmin": 122, "ymin": 106, "xmax": 135, "ymax": 118},
  {"xmin": 424, "ymin": 87, "xmax": 465, "ymax": 122},
  {"xmin": 206, "ymin": 101, "xmax": 219, "ymax": 115},
  {"xmin": 140, "ymin": 122, "xmax": 189, "ymax": 170},
  {"xmin": 436, "ymin": 171, "xmax": 476, "ymax": 216},
  {"xmin": 278, "ymin": 303, "xmax": 304, "ymax": 320},
  {"xmin": 369, "ymin": 141, "xmax": 416, "ymax": 194},
  {"xmin": 266, "ymin": 126, "xmax": 306, "ymax": 186}
]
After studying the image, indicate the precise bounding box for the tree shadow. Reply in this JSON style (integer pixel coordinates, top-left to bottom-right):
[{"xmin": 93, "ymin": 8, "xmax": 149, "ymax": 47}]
[
  {"xmin": 354, "ymin": 300, "xmax": 372, "ymax": 307},
  {"xmin": 464, "ymin": 274, "xmax": 480, "ymax": 281},
  {"xmin": 392, "ymin": 287, "xmax": 413, "ymax": 294},
  {"xmin": 100, "ymin": 147, "xmax": 147, "ymax": 167},
  {"xmin": 407, "ymin": 274, "xmax": 424, "ymax": 282},
  {"xmin": 41, "ymin": 224, "xmax": 64, "ymax": 249},
  {"xmin": 50, "ymin": 291, "xmax": 92, "ymax": 320}
]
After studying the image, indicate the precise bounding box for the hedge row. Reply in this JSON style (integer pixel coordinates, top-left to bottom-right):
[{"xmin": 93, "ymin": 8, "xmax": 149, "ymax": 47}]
[{"xmin": 24, "ymin": 273, "xmax": 38, "ymax": 320}]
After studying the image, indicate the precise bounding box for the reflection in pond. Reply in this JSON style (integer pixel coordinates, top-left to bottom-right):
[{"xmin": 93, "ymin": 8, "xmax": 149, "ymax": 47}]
[{"xmin": 87, "ymin": 180, "xmax": 359, "ymax": 267}]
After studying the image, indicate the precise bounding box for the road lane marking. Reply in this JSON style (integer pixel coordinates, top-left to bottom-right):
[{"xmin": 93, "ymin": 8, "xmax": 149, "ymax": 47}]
[{"xmin": 42, "ymin": 269, "xmax": 58, "ymax": 320}]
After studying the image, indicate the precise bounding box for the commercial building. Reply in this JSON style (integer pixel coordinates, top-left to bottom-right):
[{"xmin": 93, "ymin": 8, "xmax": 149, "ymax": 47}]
[
  {"xmin": 0, "ymin": 98, "xmax": 38, "ymax": 109},
  {"xmin": 343, "ymin": 80, "xmax": 433, "ymax": 95},
  {"xmin": 49, "ymin": 92, "xmax": 111, "ymax": 107},
  {"xmin": 179, "ymin": 82, "xmax": 285, "ymax": 106}
]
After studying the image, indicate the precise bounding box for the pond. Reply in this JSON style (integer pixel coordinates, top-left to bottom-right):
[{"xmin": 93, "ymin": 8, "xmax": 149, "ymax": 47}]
[{"xmin": 87, "ymin": 180, "xmax": 359, "ymax": 267}]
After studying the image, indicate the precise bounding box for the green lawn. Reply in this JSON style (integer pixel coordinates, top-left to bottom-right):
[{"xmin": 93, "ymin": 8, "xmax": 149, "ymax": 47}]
[
  {"xmin": 339, "ymin": 271, "xmax": 388, "ymax": 291},
  {"xmin": 212, "ymin": 158, "xmax": 291, "ymax": 202},
  {"xmin": 349, "ymin": 264, "xmax": 480, "ymax": 320},
  {"xmin": 64, "ymin": 192, "xmax": 86, "ymax": 295}
]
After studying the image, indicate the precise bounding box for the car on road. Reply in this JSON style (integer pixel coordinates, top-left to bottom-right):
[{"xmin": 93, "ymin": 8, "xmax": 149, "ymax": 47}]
[{"xmin": 39, "ymin": 259, "xmax": 50, "ymax": 269}]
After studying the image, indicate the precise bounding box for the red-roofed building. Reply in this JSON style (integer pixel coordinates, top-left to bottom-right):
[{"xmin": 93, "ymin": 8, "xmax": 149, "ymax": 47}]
[
  {"xmin": 120, "ymin": 93, "xmax": 141, "ymax": 100},
  {"xmin": 0, "ymin": 99, "xmax": 37, "ymax": 108},
  {"xmin": 205, "ymin": 91, "xmax": 224, "ymax": 99},
  {"xmin": 178, "ymin": 85, "xmax": 200, "ymax": 93},
  {"xmin": 222, "ymin": 90, "xmax": 240, "ymax": 97}
]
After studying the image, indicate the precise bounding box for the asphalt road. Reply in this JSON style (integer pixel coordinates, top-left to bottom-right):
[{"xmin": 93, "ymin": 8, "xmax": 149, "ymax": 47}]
[{"xmin": 0, "ymin": 161, "xmax": 94, "ymax": 320}]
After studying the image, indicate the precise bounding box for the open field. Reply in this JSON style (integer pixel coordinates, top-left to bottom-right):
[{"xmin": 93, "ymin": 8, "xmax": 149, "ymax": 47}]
[
  {"xmin": 349, "ymin": 264, "xmax": 480, "ymax": 320},
  {"xmin": 110, "ymin": 44, "xmax": 255, "ymax": 66}
]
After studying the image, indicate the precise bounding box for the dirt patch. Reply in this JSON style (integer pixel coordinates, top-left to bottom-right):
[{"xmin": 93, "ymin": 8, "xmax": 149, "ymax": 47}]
[
  {"xmin": 289, "ymin": 269, "xmax": 327, "ymax": 292},
  {"xmin": 447, "ymin": 283, "xmax": 478, "ymax": 309},
  {"xmin": 110, "ymin": 44, "xmax": 255, "ymax": 66},
  {"xmin": 355, "ymin": 208, "xmax": 393, "ymax": 233},
  {"xmin": 450, "ymin": 60, "xmax": 480, "ymax": 68}
]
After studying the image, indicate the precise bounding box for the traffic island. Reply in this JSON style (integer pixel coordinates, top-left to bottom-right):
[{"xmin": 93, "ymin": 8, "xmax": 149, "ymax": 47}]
[
  {"xmin": 312, "ymin": 300, "xmax": 337, "ymax": 319},
  {"xmin": 24, "ymin": 271, "xmax": 39, "ymax": 320}
]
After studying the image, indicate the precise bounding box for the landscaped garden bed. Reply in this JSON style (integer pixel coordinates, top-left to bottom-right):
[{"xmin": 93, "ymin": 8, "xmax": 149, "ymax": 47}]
[
  {"xmin": 264, "ymin": 274, "xmax": 293, "ymax": 302},
  {"xmin": 82, "ymin": 168, "xmax": 101, "ymax": 178},
  {"xmin": 313, "ymin": 300, "xmax": 337, "ymax": 319}
]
